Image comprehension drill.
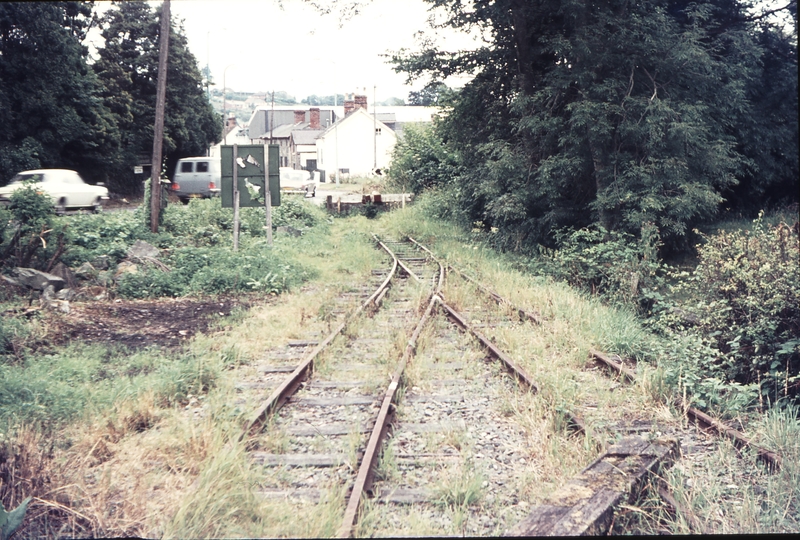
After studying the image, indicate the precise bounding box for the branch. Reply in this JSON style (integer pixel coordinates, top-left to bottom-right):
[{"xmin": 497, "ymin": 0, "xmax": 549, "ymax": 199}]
[
  {"xmin": 742, "ymin": 3, "xmax": 794, "ymax": 23},
  {"xmin": 643, "ymin": 67, "xmax": 658, "ymax": 102}
]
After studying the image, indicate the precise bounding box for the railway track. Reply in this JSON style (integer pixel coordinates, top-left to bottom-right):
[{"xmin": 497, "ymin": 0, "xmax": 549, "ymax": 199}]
[{"xmin": 233, "ymin": 235, "xmax": 781, "ymax": 537}]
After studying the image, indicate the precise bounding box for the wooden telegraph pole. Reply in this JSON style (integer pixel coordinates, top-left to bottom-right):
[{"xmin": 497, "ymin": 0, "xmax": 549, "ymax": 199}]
[{"xmin": 150, "ymin": 0, "xmax": 170, "ymax": 233}]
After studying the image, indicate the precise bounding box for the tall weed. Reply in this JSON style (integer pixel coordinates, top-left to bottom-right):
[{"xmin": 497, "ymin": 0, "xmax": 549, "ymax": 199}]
[
  {"xmin": 651, "ymin": 215, "xmax": 799, "ymax": 407},
  {"xmin": 530, "ymin": 222, "xmax": 664, "ymax": 314}
]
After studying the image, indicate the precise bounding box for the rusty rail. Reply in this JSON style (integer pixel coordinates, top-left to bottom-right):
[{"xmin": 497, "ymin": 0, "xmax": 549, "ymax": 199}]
[
  {"xmin": 436, "ymin": 298, "xmax": 539, "ymax": 392},
  {"xmin": 408, "ymin": 236, "xmax": 542, "ymax": 324},
  {"xmin": 241, "ymin": 242, "xmax": 399, "ymax": 437},
  {"xmin": 589, "ymin": 348, "xmax": 782, "ymax": 471},
  {"xmin": 337, "ymin": 244, "xmax": 445, "ymax": 538},
  {"xmin": 403, "ymin": 239, "xmax": 593, "ymax": 432}
]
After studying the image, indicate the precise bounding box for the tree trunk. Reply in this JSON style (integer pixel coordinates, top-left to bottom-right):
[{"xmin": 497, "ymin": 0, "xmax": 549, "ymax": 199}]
[{"xmin": 510, "ymin": 0, "xmax": 535, "ymax": 95}]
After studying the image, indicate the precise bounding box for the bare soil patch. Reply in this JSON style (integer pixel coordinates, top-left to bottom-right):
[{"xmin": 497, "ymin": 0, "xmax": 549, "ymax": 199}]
[{"xmin": 54, "ymin": 296, "xmax": 254, "ymax": 350}]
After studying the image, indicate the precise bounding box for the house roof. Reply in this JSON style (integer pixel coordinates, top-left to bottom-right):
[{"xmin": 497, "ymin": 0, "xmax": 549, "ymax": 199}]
[
  {"xmin": 291, "ymin": 130, "xmax": 324, "ymax": 145},
  {"xmin": 317, "ymin": 107, "xmax": 395, "ymax": 140},
  {"xmin": 246, "ymin": 107, "xmax": 341, "ymax": 138},
  {"xmin": 258, "ymin": 122, "xmax": 303, "ymax": 140}
]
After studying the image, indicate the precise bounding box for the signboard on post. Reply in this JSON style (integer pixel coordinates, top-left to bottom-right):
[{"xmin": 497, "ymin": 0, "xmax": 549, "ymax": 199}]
[
  {"xmin": 267, "ymin": 144, "xmax": 280, "ymax": 208},
  {"xmin": 221, "ymin": 144, "xmax": 277, "ymax": 207}
]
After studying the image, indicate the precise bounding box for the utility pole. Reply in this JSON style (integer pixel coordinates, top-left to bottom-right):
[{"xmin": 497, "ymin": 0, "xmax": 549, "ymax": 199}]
[
  {"xmin": 373, "ymin": 85, "xmax": 377, "ymax": 171},
  {"xmin": 270, "ymin": 90, "xmax": 275, "ymax": 145},
  {"xmin": 150, "ymin": 0, "xmax": 170, "ymax": 233}
]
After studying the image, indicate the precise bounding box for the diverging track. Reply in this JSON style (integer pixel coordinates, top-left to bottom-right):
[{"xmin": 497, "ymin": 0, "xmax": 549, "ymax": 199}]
[
  {"xmin": 236, "ymin": 236, "xmax": 545, "ymax": 536},
  {"xmin": 234, "ymin": 235, "xmax": 781, "ymax": 537}
]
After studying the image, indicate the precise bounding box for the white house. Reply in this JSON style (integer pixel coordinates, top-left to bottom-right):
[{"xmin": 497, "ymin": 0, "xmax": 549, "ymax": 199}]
[
  {"xmin": 316, "ymin": 107, "xmax": 397, "ymax": 179},
  {"xmin": 290, "ymin": 129, "xmax": 324, "ymax": 170},
  {"xmin": 209, "ymin": 115, "xmax": 251, "ymax": 158}
]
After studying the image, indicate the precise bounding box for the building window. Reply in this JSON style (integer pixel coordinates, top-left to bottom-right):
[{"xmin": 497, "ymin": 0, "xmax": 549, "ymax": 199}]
[{"xmin": 375, "ymin": 128, "xmax": 382, "ymax": 135}]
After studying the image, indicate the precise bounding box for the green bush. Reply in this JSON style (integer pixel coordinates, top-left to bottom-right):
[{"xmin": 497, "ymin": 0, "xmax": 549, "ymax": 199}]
[
  {"xmin": 4, "ymin": 195, "xmax": 322, "ymax": 300},
  {"xmin": 161, "ymin": 197, "xmax": 324, "ymax": 247},
  {"xmin": 115, "ymin": 245, "xmax": 313, "ymax": 299},
  {"xmin": 161, "ymin": 198, "xmax": 232, "ymax": 246},
  {"xmin": 185, "ymin": 250, "xmax": 309, "ymax": 295},
  {"xmin": 0, "ymin": 182, "xmax": 61, "ymax": 270},
  {"xmin": 61, "ymin": 211, "xmax": 149, "ymax": 267},
  {"xmin": 271, "ymin": 197, "xmax": 325, "ymax": 229},
  {"xmin": 386, "ymin": 122, "xmax": 460, "ymax": 194},
  {"xmin": 530, "ymin": 222, "xmax": 665, "ymax": 313},
  {"xmin": 663, "ymin": 215, "xmax": 800, "ymax": 405},
  {"xmin": 115, "ymin": 268, "xmax": 186, "ymax": 299}
]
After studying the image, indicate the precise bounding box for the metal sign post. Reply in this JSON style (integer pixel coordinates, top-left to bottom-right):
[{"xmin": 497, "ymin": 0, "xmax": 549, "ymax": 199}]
[
  {"xmin": 265, "ymin": 144, "xmax": 273, "ymax": 247},
  {"xmin": 266, "ymin": 144, "xmax": 279, "ymax": 246},
  {"xmin": 232, "ymin": 143, "xmax": 240, "ymax": 251},
  {"xmin": 221, "ymin": 145, "xmax": 277, "ymax": 247}
]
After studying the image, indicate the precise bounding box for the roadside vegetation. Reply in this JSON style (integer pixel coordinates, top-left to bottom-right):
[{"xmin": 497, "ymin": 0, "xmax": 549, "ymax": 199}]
[
  {"xmin": 1, "ymin": 191, "xmax": 798, "ymax": 536},
  {"xmin": 1, "ymin": 0, "xmax": 797, "ymax": 536}
]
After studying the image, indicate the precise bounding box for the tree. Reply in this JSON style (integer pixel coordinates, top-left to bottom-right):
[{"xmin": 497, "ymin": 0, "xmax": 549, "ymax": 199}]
[
  {"xmin": 407, "ymin": 82, "xmax": 451, "ymax": 106},
  {"xmin": 94, "ymin": 1, "xmax": 219, "ymax": 194},
  {"xmin": 302, "ymin": 94, "xmax": 346, "ymax": 106},
  {"xmin": 391, "ymin": 0, "xmax": 798, "ymax": 252},
  {"xmin": 388, "ymin": 122, "xmax": 460, "ymax": 193},
  {"xmin": 0, "ymin": 2, "xmax": 120, "ymax": 186}
]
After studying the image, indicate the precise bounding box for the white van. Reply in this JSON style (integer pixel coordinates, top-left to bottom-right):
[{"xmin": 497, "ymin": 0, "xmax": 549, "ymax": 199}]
[{"xmin": 169, "ymin": 157, "xmax": 221, "ymax": 203}]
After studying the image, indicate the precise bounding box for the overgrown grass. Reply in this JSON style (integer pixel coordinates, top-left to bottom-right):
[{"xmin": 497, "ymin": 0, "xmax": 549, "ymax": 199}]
[
  {"xmin": 0, "ymin": 343, "xmax": 218, "ymax": 436},
  {"xmin": 2, "ymin": 194, "xmax": 796, "ymax": 537},
  {"xmin": 613, "ymin": 404, "xmax": 799, "ymax": 535}
]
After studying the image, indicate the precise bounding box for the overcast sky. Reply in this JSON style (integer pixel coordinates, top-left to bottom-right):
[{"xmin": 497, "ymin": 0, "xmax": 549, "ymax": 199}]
[{"xmin": 96, "ymin": 0, "xmax": 481, "ymax": 103}]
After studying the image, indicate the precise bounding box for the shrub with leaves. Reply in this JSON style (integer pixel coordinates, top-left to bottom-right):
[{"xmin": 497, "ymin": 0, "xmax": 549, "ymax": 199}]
[
  {"xmin": 271, "ymin": 197, "xmax": 325, "ymax": 230},
  {"xmin": 386, "ymin": 122, "xmax": 460, "ymax": 194},
  {"xmin": 115, "ymin": 246, "xmax": 312, "ymax": 299},
  {"xmin": 653, "ymin": 215, "xmax": 800, "ymax": 407},
  {"xmin": 685, "ymin": 216, "xmax": 799, "ymax": 404},
  {"xmin": 160, "ymin": 197, "xmax": 324, "ymax": 246},
  {"xmin": 60, "ymin": 210, "xmax": 150, "ymax": 267},
  {"xmin": 531, "ymin": 222, "xmax": 665, "ymax": 313},
  {"xmin": 0, "ymin": 182, "xmax": 64, "ymax": 270}
]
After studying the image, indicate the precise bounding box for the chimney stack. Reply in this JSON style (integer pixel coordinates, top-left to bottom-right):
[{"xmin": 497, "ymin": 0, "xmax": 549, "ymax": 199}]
[
  {"xmin": 309, "ymin": 108, "xmax": 321, "ymax": 129},
  {"xmin": 354, "ymin": 94, "xmax": 368, "ymax": 111},
  {"xmin": 294, "ymin": 110, "xmax": 306, "ymax": 124},
  {"xmin": 344, "ymin": 98, "xmax": 355, "ymax": 116}
]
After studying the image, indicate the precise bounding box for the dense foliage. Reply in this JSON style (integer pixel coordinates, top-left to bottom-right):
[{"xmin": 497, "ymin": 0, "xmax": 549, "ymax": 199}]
[
  {"xmin": 63, "ymin": 198, "xmax": 323, "ymax": 298},
  {"xmin": 0, "ymin": 2, "xmax": 219, "ymax": 194},
  {"xmin": 93, "ymin": 1, "xmax": 220, "ymax": 194},
  {"xmin": 529, "ymin": 222, "xmax": 664, "ymax": 313},
  {"xmin": 386, "ymin": 122, "xmax": 461, "ymax": 194},
  {"xmin": 0, "ymin": 184, "xmax": 65, "ymax": 271},
  {"xmin": 1, "ymin": 197, "xmax": 325, "ymax": 363},
  {"xmin": 0, "ymin": 2, "xmax": 119, "ymax": 186},
  {"xmin": 652, "ymin": 216, "xmax": 800, "ymax": 407},
  {"xmin": 390, "ymin": 0, "xmax": 798, "ymax": 252},
  {"xmin": 513, "ymin": 210, "xmax": 800, "ymax": 408}
]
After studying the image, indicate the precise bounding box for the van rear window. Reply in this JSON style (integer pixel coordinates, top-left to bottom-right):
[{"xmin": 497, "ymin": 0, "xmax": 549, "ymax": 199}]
[
  {"xmin": 196, "ymin": 162, "xmax": 209, "ymax": 173},
  {"xmin": 180, "ymin": 162, "xmax": 193, "ymax": 173}
]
